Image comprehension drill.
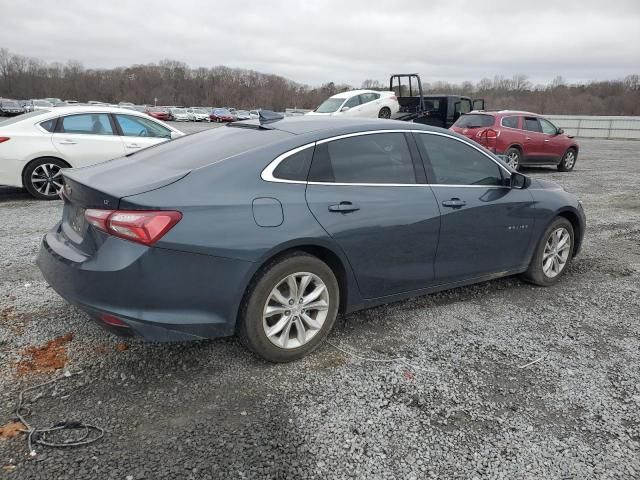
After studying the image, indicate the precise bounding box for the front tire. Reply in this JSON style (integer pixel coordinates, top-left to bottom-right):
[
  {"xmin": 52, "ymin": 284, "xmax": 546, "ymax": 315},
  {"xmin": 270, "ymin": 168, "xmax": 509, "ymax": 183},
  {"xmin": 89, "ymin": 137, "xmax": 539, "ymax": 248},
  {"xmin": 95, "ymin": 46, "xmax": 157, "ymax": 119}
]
[
  {"xmin": 558, "ymin": 148, "xmax": 577, "ymax": 172},
  {"xmin": 23, "ymin": 158, "xmax": 67, "ymax": 200},
  {"xmin": 378, "ymin": 107, "xmax": 391, "ymax": 119},
  {"xmin": 238, "ymin": 252, "xmax": 339, "ymax": 362},
  {"xmin": 522, "ymin": 217, "xmax": 574, "ymax": 286}
]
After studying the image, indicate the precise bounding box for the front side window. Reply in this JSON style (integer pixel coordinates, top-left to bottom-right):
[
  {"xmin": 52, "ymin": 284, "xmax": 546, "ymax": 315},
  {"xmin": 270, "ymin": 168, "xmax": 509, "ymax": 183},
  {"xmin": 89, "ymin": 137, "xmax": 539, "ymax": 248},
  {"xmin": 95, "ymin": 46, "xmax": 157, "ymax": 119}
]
[
  {"xmin": 539, "ymin": 118, "xmax": 558, "ymax": 135},
  {"xmin": 343, "ymin": 95, "xmax": 361, "ymax": 109},
  {"xmin": 309, "ymin": 133, "xmax": 416, "ymax": 184},
  {"xmin": 314, "ymin": 98, "xmax": 344, "ymax": 113},
  {"xmin": 523, "ymin": 117, "xmax": 542, "ymax": 133},
  {"xmin": 58, "ymin": 114, "xmax": 113, "ymax": 135},
  {"xmin": 115, "ymin": 114, "xmax": 171, "ymax": 138},
  {"xmin": 501, "ymin": 116, "xmax": 519, "ymax": 129},
  {"xmin": 416, "ymin": 133, "xmax": 504, "ymax": 186}
]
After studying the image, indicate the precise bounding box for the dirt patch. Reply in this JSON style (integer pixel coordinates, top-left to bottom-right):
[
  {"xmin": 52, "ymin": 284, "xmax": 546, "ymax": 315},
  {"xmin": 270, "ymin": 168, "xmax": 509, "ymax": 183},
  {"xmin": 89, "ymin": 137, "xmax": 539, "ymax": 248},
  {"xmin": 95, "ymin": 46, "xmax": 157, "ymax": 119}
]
[
  {"xmin": 115, "ymin": 342, "xmax": 129, "ymax": 352},
  {"xmin": 0, "ymin": 421, "xmax": 25, "ymax": 440},
  {"xmin": 16, "ymin": 332, "xmax": 74, "ymax": 375}
]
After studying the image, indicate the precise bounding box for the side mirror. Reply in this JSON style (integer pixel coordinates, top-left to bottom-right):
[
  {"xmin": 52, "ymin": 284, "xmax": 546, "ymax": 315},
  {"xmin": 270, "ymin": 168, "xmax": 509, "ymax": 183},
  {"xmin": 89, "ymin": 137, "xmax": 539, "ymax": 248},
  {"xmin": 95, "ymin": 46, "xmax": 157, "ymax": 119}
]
[
  {"xmin": 556, "ymin": 128, "xmax": 564, "ymax": 135},
  {"xmin": 340, "ymin": 106, "xmax": 350, "ymax": 112},
  {"xmin": 510, "ymin": 171, "xmax": 530, "ymax": 189}
]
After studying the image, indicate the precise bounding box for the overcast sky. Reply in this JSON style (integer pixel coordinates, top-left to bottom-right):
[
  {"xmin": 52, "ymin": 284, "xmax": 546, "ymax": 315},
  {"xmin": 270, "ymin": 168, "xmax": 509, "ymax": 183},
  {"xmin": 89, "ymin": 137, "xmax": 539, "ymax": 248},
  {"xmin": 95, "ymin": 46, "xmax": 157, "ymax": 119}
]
[{"xmin": 1, "ymin": 0, "xmax": 639, "ymax": 87}]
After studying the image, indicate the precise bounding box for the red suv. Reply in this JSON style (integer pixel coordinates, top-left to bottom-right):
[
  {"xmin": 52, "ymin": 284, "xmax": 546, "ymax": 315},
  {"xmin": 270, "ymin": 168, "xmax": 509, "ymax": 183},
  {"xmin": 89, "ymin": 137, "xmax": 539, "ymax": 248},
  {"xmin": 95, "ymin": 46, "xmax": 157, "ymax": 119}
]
[{"xmin": 450, "ymin": 111, "xmax": 579, "ymax": 171}]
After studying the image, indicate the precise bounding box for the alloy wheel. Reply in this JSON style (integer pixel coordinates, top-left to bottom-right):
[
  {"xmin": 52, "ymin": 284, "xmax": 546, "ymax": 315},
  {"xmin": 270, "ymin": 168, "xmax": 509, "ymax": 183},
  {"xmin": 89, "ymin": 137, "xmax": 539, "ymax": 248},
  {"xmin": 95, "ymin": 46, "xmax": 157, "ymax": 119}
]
[
  {"xmin": 564, "ymin": 151, "xmax": 576, "ymax": 169},
  {"xmin": 262, "ymin": 272, "xmax": 330, "ymax": 349},
  {"xmin": 378, "ymin": 108, "xmax": 391, "ymax": 119},
  {"xmin": 542, "ymin": 227, "xmax": 571, "ymax": 278},
  {"xmin": 31, "ymin": 163, "xmax": 64, "ymax": 197},
  {"xmin": 506, "ymin": 151, "xmax": 520, "ymax": 169}
]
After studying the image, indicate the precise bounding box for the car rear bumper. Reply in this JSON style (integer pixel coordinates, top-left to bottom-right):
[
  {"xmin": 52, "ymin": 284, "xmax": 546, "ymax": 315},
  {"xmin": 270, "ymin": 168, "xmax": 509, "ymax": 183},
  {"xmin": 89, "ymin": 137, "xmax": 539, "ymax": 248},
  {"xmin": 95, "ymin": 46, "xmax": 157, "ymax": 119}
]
[{"xmin": 37, "ymin": 225, "xmax": 254, "ymax": 342}]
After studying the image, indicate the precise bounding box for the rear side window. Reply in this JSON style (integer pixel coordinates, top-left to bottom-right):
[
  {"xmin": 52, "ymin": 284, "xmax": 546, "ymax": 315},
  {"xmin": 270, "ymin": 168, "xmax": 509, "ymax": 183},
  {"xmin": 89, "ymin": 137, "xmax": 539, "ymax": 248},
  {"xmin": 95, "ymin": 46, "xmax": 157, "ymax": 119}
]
[
  {"xmin": 309, "ymin": 133, "xmax": 416, "ymax": 184},
  {"xmin": 501, "ymin": 116, "xmax": 519, "ymax": 129},
  {"xmin": 39, "ymin": 119, "xmax": 56, "ymax": 132},
  {"xmin": 273, "ymin": 146, "xmax": 314, "ymax": 181},
  {"xmin": 416, "ymin": 133, "xmax": 504, "ymax": 186},
  {"xmin": 359, "ymin": 93, "xmax": 380, "ymax": 104},
  {"xmin": 454, "ymin": 114, "xmax": 494, "ymax": 128},
  {"xmin": 523, "ymin": 117, "xmax": 542, "ymax": 133},
  {"xmin": 59, "ymin": 114, "xmax": 113, "ymax": 135}
]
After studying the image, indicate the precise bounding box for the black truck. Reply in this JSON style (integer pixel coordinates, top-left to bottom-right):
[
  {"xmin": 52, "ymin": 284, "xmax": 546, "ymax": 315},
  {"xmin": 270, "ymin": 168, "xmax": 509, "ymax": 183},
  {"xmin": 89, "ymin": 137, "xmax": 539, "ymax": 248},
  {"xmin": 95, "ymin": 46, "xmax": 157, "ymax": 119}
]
[{"xmin": 390, "ymin": 73, "xmax": 485, "ymax": 128}]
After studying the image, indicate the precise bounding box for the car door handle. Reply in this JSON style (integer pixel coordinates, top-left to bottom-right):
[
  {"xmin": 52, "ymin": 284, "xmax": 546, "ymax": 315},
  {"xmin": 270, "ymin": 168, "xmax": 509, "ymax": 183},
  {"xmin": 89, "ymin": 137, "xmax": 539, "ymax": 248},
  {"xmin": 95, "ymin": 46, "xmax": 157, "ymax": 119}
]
[
  {"xmin": 544, "ymin": 139, "xmax": 550, "ymax": 142},
  {"xmin": 441, "ymin": 198, "xmax": 466, "ymax": 208},
  {"xmin": 126, "ymin": 143, "xmax": 142, "ymax": 148},
  {"xmin": 58, "ymin": 140, "xmax": 77, "ymax": 145},
  {"xmin": 525, "ymin": 137, "xmax": 532, "ymax": 141},
  {"xmin": 328, "ymin": 202, "xmax": 360, "ymax": 213}
]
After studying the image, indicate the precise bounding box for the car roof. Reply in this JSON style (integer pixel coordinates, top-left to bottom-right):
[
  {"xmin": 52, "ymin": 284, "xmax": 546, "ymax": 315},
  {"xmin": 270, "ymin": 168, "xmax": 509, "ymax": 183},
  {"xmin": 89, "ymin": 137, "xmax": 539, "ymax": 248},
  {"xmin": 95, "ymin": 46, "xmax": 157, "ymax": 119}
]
[
  {"xmin": 330, "ymin": 89, "xmax": 386, "ymax": 99},
  {"xmin": 468, "ymin": 109, "xmax": 540, "ymax": 116},
  {"xmin": 236, "ymin": 116, "xmax": 445, "ymax": 136}
]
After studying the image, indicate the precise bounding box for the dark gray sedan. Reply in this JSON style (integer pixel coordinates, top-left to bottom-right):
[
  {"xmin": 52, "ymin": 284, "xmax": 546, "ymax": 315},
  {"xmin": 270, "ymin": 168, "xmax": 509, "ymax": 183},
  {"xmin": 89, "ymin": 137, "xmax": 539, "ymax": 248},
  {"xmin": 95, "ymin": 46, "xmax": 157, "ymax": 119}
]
[{"xmin": 37, "ymin": 116, "xmax": 586, "ymax": 362}]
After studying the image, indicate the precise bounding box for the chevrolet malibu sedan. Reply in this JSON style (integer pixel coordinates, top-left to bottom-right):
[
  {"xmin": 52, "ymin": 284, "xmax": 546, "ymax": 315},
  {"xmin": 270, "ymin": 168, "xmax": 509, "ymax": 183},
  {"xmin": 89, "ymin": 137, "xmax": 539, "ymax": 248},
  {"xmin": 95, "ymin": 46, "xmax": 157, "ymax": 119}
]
[
  {"xmin": 0, "ymin": 106, "xmax": 184, "ymax": 199},
  {"xmin": 37, "ymin": 116, "xmax": 585, "ymax": 362}
]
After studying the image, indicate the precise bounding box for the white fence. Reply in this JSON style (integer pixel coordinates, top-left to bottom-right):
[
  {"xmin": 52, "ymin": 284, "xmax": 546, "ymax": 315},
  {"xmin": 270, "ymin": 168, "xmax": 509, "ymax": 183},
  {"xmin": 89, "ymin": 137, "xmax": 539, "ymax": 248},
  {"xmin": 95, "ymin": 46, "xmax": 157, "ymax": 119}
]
[{"xmin": 545, "ymin": 115, "xmax": 640, "ymax": 140}]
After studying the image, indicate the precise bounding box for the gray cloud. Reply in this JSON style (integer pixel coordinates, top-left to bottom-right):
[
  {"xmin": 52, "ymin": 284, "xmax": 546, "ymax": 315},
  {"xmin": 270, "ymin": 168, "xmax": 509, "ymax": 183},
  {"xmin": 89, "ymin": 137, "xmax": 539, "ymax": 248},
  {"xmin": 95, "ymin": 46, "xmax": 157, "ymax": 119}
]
[{"xmin": 1, "ymin": 0, "xmax": 639, "ymax": 86}]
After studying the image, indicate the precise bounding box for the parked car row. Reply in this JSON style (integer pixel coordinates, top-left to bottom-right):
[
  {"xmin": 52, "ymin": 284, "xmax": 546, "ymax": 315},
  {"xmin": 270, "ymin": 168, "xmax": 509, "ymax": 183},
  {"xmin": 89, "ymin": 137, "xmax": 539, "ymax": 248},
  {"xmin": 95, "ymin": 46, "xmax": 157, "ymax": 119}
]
[{"xmin": 307, "ymin": 73, "xmax": 578, "ymax": 172}]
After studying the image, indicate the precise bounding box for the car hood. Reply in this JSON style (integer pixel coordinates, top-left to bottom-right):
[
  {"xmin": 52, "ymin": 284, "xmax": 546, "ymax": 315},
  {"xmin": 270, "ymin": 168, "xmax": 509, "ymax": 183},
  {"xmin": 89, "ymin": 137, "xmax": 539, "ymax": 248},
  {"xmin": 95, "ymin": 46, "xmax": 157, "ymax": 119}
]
[
  {"xmin": 305, "ymin": 111, "xmax": 335, "ymax": 116},
  {"xmin": 529, "ymin": 178, "xmax": 565, "ymax": 191}
]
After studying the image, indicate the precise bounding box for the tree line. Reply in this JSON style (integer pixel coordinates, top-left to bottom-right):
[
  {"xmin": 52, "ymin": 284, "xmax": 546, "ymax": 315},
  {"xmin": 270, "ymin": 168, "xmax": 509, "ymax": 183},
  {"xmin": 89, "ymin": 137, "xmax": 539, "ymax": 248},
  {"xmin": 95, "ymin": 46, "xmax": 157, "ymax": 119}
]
[{"xmin": 1, "ymin": 48, "xmax": 638, "ymax": 115}]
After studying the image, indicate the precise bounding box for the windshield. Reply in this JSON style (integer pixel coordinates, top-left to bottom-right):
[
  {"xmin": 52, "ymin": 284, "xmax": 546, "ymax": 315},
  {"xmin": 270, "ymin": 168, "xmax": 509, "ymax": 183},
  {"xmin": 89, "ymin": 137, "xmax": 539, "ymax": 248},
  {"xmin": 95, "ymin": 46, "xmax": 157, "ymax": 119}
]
[
  {"xmin": 192, "ymin": 108, "xmax": 207, "ymax": 113},
  {"xmin": 215, "ymin": 109, "xmax": 230, "ymax": 114},
  {"xmin": 2, "ymin": 101, "xmax": 20, "ymax": 108},
  {"xmin": 315, "ymin": 97, "xmax": 344, "ymax": 113},
  {"xmin": 171, "ymin": 108, "xmax": 186, "ymax": 114},
  {"xmin": 454, "ymin": 114, "xmax": 495, "ymax": 128}
]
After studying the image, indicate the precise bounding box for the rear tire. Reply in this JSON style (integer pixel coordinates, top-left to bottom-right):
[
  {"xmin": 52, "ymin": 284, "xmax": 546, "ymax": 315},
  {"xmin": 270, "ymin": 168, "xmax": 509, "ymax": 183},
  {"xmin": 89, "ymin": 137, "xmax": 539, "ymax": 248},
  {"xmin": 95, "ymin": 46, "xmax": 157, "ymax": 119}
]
[
  {"xmin": 22, "ymin": 158, "xmax": 68, "ymax": 200},
  {"xmin": 504, "ymin": 147, "xmax": 521, "ymax": 170},
  {"xmin": 522, "ymin": 217, "xmax": 574, "ymax": 286},
  {"xmin": 238, "ymin": 252, "xmax": 339, "ymax": 362},
  {"xmin": 378, "ymin": 107, "xmax": 391, "ymax": 119},
  {"xmin": 558, "ymin": 148, "xmax": 577, "ymax": 172}
]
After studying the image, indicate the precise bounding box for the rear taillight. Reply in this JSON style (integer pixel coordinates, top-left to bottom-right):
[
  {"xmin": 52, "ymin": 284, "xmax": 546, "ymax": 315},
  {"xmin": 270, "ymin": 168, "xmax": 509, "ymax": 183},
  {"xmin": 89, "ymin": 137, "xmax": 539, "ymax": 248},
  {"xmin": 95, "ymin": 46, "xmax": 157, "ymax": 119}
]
[
  {"xmin": 100, "ymin": 314, "xmax": 129, "ymax": 328},
  {"xmin": 0, "ymin": 137, "xmax": 10, "ymax": 144},
  {"xmin": 476, "ymin": 128, "xmax": 499, "ymax": 152},
  {"xmin": 85, "ymin": 209, "xmax": 182, "ymax": 246}
]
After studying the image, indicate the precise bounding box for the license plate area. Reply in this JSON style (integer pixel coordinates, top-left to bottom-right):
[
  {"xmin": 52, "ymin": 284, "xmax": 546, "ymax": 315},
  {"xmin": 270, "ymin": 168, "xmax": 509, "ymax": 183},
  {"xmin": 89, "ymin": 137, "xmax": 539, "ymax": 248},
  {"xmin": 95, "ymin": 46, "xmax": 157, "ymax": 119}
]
[{"xmin": 70, "ymin": 206, "xmax": 86, "ymax": 235}]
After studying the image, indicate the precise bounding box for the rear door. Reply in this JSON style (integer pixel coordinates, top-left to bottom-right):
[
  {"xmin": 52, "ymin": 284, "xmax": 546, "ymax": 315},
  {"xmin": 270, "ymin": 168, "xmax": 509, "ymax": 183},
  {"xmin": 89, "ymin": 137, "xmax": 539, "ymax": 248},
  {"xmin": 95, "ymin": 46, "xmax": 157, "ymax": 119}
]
[
  {"xmin": 305, "ymin": 131, "xmax": 441, "ymax": 299},
  {"xmin": 414, "ymin": 132, "xmax": 535, "ymax": 283},
  {"xmin": 52, "ymin": 113, "xmax": 125, "ymax": 167},
  {"xmin": 113, "ymin": 113, "xmax": 172, "ymax": 154}
]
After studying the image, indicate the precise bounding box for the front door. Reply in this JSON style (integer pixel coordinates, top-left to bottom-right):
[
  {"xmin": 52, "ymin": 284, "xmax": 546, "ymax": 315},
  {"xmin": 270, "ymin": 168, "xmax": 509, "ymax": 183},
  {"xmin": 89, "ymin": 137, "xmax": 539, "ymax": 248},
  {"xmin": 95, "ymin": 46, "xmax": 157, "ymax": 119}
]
[
  {"xmin": 112, "ymin": 113, "xmax": 172, "ymax": 154},
  {"xmin": 522, "ymin": 117, "xmax": 550, "ymax": 163},
  {"xmin": 538, "ymin": 117, "xmax": 566, "ymax": 161},
  {"xmin": 305, "ymin": 132, "xmax": 441, "ymax": 299},
  {"xmin": 414, "ymin": 132, "xmax": 536, "ymax": 284}
]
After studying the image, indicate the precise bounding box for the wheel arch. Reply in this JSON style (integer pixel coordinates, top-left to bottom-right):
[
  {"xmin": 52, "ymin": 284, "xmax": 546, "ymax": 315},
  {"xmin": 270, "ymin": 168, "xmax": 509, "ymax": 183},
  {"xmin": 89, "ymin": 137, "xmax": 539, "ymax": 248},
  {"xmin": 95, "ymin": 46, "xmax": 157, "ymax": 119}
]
[
  {"xmin": 22, "ymin": 155, "xmax": 72, "ymax": 180},
  {"xmin": 239, "ymin": 241, "xmax": 359, "ymax": 321},
  {"xmin": 555, "ymin": 208, "xmax": 584, "ymax": 257}
]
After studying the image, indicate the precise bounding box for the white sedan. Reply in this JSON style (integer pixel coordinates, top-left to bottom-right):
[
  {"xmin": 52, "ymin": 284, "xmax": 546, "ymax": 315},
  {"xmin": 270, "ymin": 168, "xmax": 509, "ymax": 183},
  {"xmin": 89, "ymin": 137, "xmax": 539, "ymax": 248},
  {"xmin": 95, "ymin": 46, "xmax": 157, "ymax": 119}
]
[
  {"xmin": 306, "ymin": 89, "xmax": 399, "ymax": 119},
  {"xmin": 186, "ymin": 108, "xmax": 211, "ymax": 122},
  {"xmin": 0, "ymin": 106, "xmax": 184, "ymax": 199}
]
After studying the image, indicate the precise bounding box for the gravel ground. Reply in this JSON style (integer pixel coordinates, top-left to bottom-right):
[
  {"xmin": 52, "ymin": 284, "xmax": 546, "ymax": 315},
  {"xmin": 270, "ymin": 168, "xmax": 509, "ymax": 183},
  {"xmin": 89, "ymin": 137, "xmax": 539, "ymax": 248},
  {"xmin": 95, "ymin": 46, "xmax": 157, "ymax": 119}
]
[{"xmin": 1, "ymin": 136, "xmax": 639, "ymax": 479}]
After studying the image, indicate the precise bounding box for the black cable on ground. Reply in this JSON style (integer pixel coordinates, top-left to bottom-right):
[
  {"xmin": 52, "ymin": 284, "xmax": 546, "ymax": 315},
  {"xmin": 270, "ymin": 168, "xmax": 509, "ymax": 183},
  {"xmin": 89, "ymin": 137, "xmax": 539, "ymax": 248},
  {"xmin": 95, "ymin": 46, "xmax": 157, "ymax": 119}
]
[{"xmin": 13, "ymin": 372, "xmax": 104, "ymax": 455}]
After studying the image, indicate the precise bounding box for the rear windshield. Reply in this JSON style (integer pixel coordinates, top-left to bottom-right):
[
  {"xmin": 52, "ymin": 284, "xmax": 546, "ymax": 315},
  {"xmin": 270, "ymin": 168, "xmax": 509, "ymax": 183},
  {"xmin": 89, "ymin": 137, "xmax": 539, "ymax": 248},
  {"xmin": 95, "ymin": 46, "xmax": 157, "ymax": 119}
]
[{"xmin": 454, "ymin": 114, "xmax": 495, "ymax": 128}]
